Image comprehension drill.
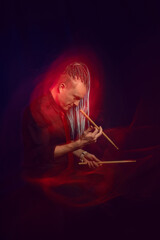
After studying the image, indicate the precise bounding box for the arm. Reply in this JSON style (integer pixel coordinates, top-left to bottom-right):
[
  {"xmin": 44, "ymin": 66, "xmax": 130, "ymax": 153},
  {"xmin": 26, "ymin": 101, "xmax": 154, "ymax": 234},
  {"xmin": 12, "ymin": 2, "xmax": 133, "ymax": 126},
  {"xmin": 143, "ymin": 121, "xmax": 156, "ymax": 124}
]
[
  {"xmin": 73, "ymin": 149, "xmax": 102, "ymax": 168},
  {"xmin": 54, "ymin": 126, "xmax": 103, "ymax": 158},
  {"xmin": 54, "ymin": 140, "xmax": 83, "ymax": 158},
  {"xmin": 23, "ymin": 105, "xmax": 102, "ymax": 168},
  {"xmin": 54, "ymin": 126, "xmax": 103, "ymax": 168}
]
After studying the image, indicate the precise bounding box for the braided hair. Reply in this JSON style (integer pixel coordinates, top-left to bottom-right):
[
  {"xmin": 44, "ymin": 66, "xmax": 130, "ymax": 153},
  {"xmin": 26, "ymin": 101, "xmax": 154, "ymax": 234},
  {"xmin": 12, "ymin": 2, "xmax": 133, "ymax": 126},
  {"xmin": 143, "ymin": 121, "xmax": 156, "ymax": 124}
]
[{"xmin": 65, "ymin": 62, "xmax": 90, "ymax": 139}]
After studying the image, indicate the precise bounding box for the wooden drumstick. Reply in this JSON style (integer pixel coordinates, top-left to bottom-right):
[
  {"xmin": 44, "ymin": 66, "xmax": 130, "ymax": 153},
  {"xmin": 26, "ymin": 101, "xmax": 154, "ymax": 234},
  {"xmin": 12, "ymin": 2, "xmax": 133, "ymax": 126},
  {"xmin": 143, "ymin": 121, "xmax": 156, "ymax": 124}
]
[
  {"xmin": 78, "ymin": 160, "xmax": 136, "ymax": 165},
  {"xmin": 80, "ymin": 109, "xmax": 119, "ymax": 150}
]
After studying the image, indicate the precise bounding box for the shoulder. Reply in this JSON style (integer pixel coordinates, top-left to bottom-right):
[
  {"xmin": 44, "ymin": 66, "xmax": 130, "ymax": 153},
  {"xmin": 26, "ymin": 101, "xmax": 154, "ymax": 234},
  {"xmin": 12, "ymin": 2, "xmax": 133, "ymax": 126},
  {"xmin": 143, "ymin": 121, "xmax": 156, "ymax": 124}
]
[{"xmin": 29, "ymin": 93, "xmax": 59, "ymax": 127}]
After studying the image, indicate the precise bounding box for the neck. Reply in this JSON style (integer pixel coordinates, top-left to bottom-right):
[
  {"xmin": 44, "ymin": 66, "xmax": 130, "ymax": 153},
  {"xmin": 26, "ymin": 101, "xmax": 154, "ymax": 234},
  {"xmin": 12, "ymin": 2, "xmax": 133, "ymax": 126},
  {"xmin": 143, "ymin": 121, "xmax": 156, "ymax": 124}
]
[{"xmin": 50, "ymin": 87, "xmax": 65, "ymax": 113}]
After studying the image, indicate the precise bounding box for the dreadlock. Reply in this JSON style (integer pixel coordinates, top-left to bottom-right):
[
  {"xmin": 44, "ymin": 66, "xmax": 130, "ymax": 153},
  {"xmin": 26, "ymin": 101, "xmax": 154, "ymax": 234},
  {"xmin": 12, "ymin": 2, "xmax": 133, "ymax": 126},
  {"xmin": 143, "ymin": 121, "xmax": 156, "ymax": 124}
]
[
  {"xmin": 64, "ymin": 63, "xmax": 90, "ymax": 89},
  {"xmin": 65, "ymin": 62, "xmax": 91, "ymax": 140}
]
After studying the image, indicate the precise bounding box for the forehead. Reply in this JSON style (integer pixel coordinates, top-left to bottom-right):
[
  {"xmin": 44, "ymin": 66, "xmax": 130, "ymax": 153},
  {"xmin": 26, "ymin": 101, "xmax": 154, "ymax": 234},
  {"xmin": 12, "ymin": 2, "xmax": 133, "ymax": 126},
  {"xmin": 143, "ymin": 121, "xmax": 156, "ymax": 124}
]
[{"xmin": 68, "ymin": 77, "xmax": 87, "ymax": 97}]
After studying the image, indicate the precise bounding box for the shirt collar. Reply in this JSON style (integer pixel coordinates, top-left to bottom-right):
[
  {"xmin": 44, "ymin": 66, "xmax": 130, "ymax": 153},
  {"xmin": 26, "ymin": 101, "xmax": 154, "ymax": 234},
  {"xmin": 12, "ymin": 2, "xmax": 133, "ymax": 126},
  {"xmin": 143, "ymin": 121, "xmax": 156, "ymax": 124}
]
[{"xmin": 48, "ymin": 90, "xmax": 65, "ymax": 115}]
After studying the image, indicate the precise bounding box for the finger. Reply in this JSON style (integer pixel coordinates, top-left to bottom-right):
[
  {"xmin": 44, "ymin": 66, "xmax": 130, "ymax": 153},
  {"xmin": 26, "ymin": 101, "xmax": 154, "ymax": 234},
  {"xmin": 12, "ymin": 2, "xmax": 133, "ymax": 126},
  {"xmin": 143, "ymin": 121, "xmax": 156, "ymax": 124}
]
[
  {"xmin": 90, "ymin": 161, "xmax": 96, "ymax": 168},
  {"xmin": 92, "ymin": 161, "xmax": 100, "ymax": 168},
  {"xmin": 87, "ymin": 161, "xmax": 92, "ymax": 168},
  {"xmin": 91, "ymin": 155, "xmax": 101, "ymax": 162},
  {"xmin": 84, "ymin": 158, "xmax": 91, "ymax": 167},
  {"xmin": 95, "ymin": 126, "xmax": 103, "ymax": 139},
  {"xmin": 86, "ymin": 159, "xmax": 95, "ymax": 168},
  {"xmin": 84, "ymin": 126, "xmax": 93, "ymax": 134},
  {"xmin": 99, "ymin": 126, "xmax": 103, "ymax": 134},
  {"xmin": 91, "ymin": 127, "xmax": 99, "ymax": 137},
  {"xmin": 97, "ymin": 126, "xmax": 103, "ymax": 135}
]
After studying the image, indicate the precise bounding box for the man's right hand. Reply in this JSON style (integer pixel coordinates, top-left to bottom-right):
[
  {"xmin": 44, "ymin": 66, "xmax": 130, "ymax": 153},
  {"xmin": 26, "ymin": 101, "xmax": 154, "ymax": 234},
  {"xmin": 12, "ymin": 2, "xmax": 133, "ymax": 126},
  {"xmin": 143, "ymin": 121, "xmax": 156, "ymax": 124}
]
[
  {"xmin": 80, "ymin": 126, "xmax": 103, "ymax": 147},
  {"xmin": 54, "ymin": 126, "xmax": 102, "ymax": 159}
]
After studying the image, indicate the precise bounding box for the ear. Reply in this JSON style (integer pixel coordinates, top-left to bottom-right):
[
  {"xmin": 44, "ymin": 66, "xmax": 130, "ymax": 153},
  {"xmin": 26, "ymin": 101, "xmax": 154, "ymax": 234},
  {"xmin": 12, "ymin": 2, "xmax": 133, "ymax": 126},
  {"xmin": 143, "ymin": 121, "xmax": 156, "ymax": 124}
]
[{"xmin": 58, "ymin": 83, "xmax": 66, "ymax": 93}]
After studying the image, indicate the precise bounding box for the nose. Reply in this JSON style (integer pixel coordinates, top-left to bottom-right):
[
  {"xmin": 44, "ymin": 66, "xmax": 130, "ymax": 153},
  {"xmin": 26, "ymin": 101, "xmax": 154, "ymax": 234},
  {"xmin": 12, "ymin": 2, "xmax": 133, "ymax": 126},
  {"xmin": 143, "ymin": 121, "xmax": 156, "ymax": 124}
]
[{"xmin": 74, "ymin": 99, "xmax": 80, "ymax": 107}]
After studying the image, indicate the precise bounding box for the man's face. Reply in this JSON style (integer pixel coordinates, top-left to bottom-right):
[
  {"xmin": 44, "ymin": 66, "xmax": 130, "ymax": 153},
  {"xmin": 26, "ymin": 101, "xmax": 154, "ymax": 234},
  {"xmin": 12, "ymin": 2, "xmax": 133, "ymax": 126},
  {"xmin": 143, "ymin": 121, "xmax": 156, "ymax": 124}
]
[{"xmin": 58, "ymin": 76, "xmax": 87, "ymax": 111}]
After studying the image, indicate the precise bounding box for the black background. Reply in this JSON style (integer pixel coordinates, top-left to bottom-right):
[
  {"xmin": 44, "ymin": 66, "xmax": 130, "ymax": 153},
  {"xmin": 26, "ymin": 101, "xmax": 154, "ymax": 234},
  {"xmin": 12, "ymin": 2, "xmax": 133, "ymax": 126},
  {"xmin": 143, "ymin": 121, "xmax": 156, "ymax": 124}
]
[{"xmin": 1, "ymin": 0, "xmax": 160, "ymax": 126}]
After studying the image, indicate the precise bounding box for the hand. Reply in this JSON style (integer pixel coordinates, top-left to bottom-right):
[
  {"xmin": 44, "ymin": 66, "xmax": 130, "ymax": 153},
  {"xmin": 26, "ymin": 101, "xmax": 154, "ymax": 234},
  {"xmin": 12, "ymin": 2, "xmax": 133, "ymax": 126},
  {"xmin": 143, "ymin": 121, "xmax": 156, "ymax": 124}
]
[
  {"xmin": 80, "ymin": 126, "xmax": 103, "ymax": 147},
  {"xmin": 81, "ymin": 152, "xmax": 102, "ymax": 168}
]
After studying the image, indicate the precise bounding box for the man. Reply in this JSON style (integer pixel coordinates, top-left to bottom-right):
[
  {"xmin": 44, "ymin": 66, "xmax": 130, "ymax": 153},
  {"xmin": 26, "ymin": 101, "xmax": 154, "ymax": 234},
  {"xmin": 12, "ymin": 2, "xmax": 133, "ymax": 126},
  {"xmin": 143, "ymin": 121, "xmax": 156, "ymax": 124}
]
[{"xmin": 22, "ymin": 62, "xmax": 103, "ymax": 178}]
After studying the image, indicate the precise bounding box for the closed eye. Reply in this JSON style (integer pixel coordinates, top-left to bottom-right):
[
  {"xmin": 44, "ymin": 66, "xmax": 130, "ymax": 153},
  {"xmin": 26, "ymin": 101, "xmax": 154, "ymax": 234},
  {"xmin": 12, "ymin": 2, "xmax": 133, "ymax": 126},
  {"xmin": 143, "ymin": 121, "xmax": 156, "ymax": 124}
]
[{"xmin": 74, "ymin": 95, "xmax": 81, "ymax": 100}]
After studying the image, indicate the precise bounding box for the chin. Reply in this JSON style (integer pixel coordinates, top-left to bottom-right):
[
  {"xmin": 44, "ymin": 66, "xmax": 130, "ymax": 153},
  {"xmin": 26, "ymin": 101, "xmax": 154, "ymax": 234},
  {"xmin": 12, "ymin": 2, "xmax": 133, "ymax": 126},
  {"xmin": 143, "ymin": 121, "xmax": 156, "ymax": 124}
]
[
  {"xmin": 66, "ymin": 105, "xmax": 72, "ymax": 110},
  {"xmin": 63, "ymin": 106, "xmax": 69, "ymax": 111},
  {"xmin": 63, "ymin": 104, "xmax": 73, "ymax": 111}
]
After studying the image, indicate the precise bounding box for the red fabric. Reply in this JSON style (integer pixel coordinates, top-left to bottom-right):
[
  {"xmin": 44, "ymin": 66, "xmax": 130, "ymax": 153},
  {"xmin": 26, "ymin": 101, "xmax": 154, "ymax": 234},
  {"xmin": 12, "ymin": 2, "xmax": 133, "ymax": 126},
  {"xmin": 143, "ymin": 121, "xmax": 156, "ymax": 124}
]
[{"xmin": 29, "ymin": 124, "xmax": 160, "ymax": 208}]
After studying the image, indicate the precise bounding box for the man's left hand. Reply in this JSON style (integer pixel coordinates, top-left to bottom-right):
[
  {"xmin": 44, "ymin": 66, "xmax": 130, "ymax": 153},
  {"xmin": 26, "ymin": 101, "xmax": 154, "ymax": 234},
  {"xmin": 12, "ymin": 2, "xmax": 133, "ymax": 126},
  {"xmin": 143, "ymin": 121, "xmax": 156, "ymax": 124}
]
[{"xmin": 81, "ymin": 152, "xmax": 102, "ymax": 168}]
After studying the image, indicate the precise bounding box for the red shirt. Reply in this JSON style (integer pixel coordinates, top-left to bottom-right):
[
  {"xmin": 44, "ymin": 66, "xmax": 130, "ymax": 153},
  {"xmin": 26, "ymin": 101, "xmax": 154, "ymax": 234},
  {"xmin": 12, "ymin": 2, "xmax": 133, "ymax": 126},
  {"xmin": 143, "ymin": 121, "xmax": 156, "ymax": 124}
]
[{"xmin": 22, "ymin": 91, "xmax": 73, "ymax": 178}]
